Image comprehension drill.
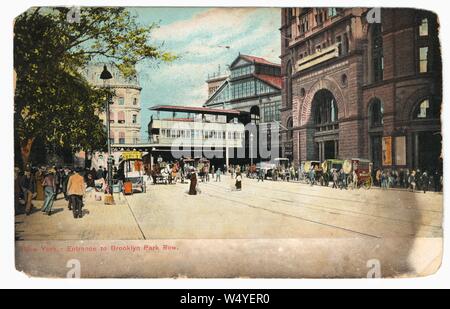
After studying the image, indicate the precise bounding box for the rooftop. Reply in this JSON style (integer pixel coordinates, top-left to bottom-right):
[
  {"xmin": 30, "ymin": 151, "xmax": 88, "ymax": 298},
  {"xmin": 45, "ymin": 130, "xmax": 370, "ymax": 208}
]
[
  {"xmin": 150, "ymin": 105, "xmax": 243, "ymax": 116},
  {"xmin": 240, "ymin": 54, "xmax": 281, "ymax": 67}
]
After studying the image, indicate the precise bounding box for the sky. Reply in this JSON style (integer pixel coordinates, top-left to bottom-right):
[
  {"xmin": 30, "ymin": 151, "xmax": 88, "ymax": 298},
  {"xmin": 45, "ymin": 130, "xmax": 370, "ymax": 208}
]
[{"xmin": 128, "ymin": 7, "xmax": 281, "ymax": 138}]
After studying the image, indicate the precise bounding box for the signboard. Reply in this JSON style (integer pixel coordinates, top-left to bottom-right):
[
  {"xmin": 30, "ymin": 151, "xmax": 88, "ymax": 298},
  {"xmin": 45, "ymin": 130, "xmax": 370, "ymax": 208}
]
[
  {"xmin": 122, "ymin": 151, "xmax": 142, "ymax": 161},
  {"xmin": 395, "ymin": 136, "xmax": 407, "ymax": 166},
  {"xmin": 284, "ymin": 141, "xmax": 293, "ymax": 157},
  {"xmin": 296, "ymin": 43, "xmax": 340, "ymax": 72},
  {"xmin": 382, "ymin": 136, "xmax": 392, "ymax": 166}
]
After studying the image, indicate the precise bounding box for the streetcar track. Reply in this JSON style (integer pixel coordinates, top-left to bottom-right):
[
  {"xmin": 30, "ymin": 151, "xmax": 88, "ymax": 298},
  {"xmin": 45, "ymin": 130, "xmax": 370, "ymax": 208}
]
[
  {"xmin": 249, "ymin": 180, "xmax": 442, "ymax": 214},
  {"xmin": 203, "ymin": 182, "xmax": 442, "ymax": 231},
  {"xmin": 200, "ymin": 184, "xmax": 382, "ymax": 239},
  {"xmin": 225, "ymin": 179, "xmax": 442, "ymax": 214}
]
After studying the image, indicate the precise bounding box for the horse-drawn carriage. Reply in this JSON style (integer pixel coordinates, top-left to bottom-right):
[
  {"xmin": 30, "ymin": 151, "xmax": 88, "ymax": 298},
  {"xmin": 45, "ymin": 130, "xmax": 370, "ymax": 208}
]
[
  {"xmin": 343, "ymin": 158, "xmax": 373, "ymax": 189},
  {"xmin": 302, "ymin": 161, "xmax": 322, "ymax": 184},
  {"xmin": 118, "ymin": 151, "xmax": 147, "ymax": 194},
  {"xmin": 319, "ymin": 159, "xmax": 344, "ymax": 186}
]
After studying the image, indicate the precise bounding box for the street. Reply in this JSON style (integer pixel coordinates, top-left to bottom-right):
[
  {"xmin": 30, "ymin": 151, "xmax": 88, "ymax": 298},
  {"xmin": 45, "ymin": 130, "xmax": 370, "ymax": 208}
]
[{"xmin": 15, "ymin": 175, "xmax": 443, "ymax": 241}]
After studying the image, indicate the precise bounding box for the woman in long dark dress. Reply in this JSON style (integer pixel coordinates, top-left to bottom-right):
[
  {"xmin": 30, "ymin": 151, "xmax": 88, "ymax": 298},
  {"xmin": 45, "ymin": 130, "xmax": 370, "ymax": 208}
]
[{"xmin": 189, "ymin": 170, "xmax": 198, "ymax": 195}]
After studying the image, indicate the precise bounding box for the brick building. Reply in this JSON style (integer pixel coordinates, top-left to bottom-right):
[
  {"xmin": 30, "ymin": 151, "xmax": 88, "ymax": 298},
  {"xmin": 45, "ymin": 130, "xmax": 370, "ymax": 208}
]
[{"xmin": 280, "ymin": 8, "xmax": 442, "ymax": 172}]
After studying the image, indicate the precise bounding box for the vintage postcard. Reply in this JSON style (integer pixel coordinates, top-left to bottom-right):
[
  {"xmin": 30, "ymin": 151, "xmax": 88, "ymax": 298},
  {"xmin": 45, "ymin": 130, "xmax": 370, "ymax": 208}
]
[{"xmin": 13, "ymin": 7, "xmax": 443, "ymax": 278}]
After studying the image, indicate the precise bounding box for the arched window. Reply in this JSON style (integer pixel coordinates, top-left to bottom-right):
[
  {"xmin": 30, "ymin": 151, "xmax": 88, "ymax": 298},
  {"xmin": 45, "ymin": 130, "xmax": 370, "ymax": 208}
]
[
  {"xmin": 371, "ymin": 24, "xmax": 384, "ymax": 82},
  {"xmin": 313, "ymin": 90, "xmax": 338, "ymax": 128},
  {"xmin": 287, "ymin": 118, "xmax": 294, "ymax": 140},
  {"xmin": 250, "ymin": 106, "xmax": 260, "ymax": 124},
  {"xmin": 369, "ymin": 98, "xmax": 384, "ymax": 128},
  {"xmin": 413, "ymin": 98, "xmax": 440, "ymax": 120},
  {"xmin": 286, "ymin": 62, "xmax": 293, "ymax": 108}
]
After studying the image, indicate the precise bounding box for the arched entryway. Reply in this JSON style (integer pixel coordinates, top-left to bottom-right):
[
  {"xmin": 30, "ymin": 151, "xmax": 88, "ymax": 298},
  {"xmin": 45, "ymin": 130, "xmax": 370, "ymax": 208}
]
[{"xmin": 311, "ymin": 89, "xmax": 339, "ymax": 161}]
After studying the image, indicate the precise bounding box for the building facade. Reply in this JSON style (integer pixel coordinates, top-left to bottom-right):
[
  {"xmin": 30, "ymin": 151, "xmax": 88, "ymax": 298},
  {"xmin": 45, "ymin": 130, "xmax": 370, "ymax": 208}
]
[
  {"xmin": 205, "ymin": 54, "xmax": 283, "ymax": 162},
  {"xmin": 280, "ymin": 8, "xmax": 442, "ymax": 172},
  {"xmin": 84, "ymin": 64, "xmax": 142, "ymax": 146}
]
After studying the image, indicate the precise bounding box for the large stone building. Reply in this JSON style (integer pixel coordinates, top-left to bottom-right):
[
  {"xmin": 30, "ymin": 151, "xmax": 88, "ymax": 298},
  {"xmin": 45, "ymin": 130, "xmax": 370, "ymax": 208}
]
[
  {"xmin": 204, "ymin": 54, "xmax": 283, "ymax": 162},
  {"xmin": 82, "ymin": 64, "xmax": 142, "ymax": 168},
  {"xmin": 280, "ymin": 8, "xmax": 442, "ymax": 172},
  {"xmin": 84, "ymin": 64, "xmax": 142, "ymax": 146}
]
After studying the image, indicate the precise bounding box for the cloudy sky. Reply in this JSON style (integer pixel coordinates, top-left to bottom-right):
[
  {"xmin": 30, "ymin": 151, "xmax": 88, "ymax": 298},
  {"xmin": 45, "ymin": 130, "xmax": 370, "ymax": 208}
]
[{"xmin": 129, "ymin": 8, "xmax": 281, "ymax": 138}]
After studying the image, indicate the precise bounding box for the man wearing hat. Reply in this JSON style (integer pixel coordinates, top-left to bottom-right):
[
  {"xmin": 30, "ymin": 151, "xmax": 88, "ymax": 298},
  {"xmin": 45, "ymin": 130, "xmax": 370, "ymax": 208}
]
[{"xmin": 67, "ymin": 168, "xmax": 86, "ymax": 219}]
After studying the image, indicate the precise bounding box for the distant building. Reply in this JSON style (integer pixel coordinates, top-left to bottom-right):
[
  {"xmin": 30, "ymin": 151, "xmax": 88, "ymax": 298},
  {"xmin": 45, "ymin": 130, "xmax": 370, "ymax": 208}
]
[
  {"xmin": 280, "ymin": 8, "xmax": 442, "ymax": 171},
  {"xmin": 82, "ymin": 64, "xmax": 143, "ymax": 168},
  {"xmin": 206, "ymin": 67, "xmax": 228, "ymax": 99},
  {"xmin": 83, "ymin": 64, "xmax": 142, "ymax": 146},
  {"xmin": 204, "ymin": 54, "xmax": 283, "ymax": 163}
]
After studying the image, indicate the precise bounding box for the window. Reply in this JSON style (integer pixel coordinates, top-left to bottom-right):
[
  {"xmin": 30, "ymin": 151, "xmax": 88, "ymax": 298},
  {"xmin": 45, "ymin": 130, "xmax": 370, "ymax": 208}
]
[
  {"xmin": 372, "ymin": 24, "xmax": 384, "ymax": 82},
  {"xmin": 118, "ymin": 111, "xmax": 125, "ymax": 124},
  {"xmin": 419, "ymin": 18, "xmax": 429, "ymax": 37},
  {"xmin": 133, "ymin": 98, "xmax": 138, "ymax": 105},
  {"xmin": 315, "ymin": 9, "xmax": 325, "ymax": 26},
  {"xmin": 231, "ymin": 65, "xmax": 254, "ymax": 79},
  {"xmin": 263, "ymin": 101, "xmax": 281, "ymax": 123},
  {"xmin": 232, "ymin": 80, "xmax": 255, "ymax": 99},
  {"xmin": 286, "ymin": 62, "xmax": 293, "ymax": 108},
  {"xmin": 313, "ymin": 90, "xmax": 338, "ymax": 130},
  {"xmin": 417, "ymin": 14, "xmax": 435, "ymax": 74},
  {"xmin": 414, "ymin": 99, "xmax": 440, "ymax": 120},
  {"xmin": 419, "ymin": 46, "xmax": 429, "ymax": 73},
  {"xmin": 132, "ymin": 114, "xmax": 137, "ymax": 124},
  {"xmin": 118, "ymin": 97, "xmax": 125, "ymax": 105},
  {"xmin": 119, "ymin": 132, "xmax": 125, "ymax": 144},
  {"xmin": 110, "ymin": 131, "xmax": 115, "ymax": 145},
  {"xmin": 370, "ymin": 99, "xmax": 384, "ymax": 128},
  {"xmin": 250, "ymin": 106, "xmax": 260, "ymax": 125},
  {"xmin": 328, "ymin": 8, "xmax": 338, "ymax": 18},
  {"xmin": 336, "ymin": 36, "xmax": 342, "ymax": 56},
  {"xmin": 299, "ymin": 15, "xmax": 309, "ymax": 34},
  {"xmin": 343, "ymin": 33, "xmax": 349, "ymax": 55},
  {"xmin": 109, "ymin": 112, "xmax": 115, "ymax": 124},
  {"xmin": 287, "ymin": 118, "xmax": 294, "ymax": 140}
]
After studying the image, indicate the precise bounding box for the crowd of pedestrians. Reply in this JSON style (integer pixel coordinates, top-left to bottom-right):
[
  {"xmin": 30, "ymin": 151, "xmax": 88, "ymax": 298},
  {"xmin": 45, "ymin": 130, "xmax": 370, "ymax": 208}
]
[{"xmin": 15, "ymin": 165, "xmax": 112, "ymax": 219}]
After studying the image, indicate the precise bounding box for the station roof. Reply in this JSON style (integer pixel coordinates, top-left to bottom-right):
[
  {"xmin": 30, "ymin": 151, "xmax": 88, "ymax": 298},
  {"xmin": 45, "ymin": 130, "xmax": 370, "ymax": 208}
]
[
  {"xmin": 149, "ymin": 105, "xmax": 243, "ymax": 116},
  {"xmin": 240, "ymin": 54, "xmax": 281, "ymax": 67}
]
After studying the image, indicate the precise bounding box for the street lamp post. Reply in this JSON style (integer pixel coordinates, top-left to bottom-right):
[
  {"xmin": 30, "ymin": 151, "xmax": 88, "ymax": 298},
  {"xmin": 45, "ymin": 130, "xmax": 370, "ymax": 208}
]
[
  {"xmin": 100, "ymin": 65, "xmax": 114, "ymax": 203},
  {"xmin": 250, "ymin": 132, "xmax": 254, "ymax": 166}
]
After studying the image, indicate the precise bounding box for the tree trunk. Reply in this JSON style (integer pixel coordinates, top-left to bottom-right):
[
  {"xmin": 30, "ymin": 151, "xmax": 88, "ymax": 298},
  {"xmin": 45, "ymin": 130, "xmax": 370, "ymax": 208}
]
[{"xmin": 21, "ymin": 138, "xmax": 34, "ymax": 170}]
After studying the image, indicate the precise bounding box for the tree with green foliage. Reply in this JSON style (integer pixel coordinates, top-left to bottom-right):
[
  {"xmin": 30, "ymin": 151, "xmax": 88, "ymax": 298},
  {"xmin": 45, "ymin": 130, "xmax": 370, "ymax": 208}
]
[{"xmin": 14, "ymin": 7, "xmax": 177, "ymax": 168}]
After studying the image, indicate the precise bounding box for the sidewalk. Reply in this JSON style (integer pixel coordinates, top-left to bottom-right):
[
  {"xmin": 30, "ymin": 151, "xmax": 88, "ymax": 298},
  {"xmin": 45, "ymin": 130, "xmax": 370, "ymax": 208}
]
[{"xmin": 15, "ymin": 193, "xmax": 144, "ymax": 241}]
